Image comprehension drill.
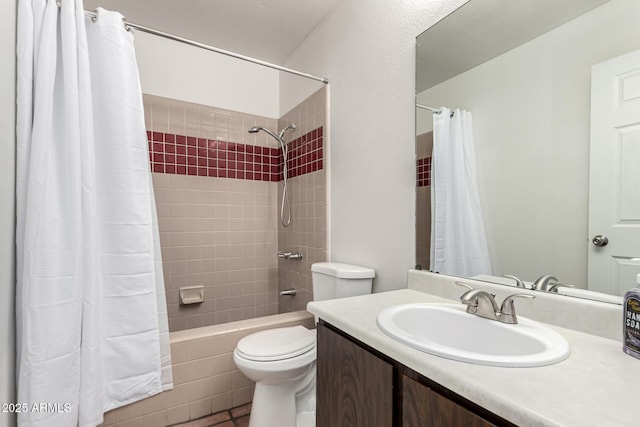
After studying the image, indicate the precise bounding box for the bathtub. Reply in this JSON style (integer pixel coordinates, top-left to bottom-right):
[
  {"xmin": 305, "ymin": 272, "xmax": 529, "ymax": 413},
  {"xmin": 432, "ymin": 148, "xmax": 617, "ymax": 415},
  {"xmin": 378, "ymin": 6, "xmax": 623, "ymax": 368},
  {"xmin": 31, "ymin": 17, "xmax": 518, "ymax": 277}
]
[{"xmin": 99, "ymin": 310, "xmax": 315, "ymax": 426}]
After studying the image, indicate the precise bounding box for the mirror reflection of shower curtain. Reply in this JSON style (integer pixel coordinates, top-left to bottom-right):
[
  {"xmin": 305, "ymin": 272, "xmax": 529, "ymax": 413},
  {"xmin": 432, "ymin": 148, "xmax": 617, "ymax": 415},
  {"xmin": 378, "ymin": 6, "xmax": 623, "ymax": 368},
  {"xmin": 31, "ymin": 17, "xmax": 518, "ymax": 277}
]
[
  {"xmin": 430, "ymin": 108, "xmax": 492, "ymax": 276},
  {"xmin": 16, "ymin": 3, "xmax": 171, "ymax": 426}
]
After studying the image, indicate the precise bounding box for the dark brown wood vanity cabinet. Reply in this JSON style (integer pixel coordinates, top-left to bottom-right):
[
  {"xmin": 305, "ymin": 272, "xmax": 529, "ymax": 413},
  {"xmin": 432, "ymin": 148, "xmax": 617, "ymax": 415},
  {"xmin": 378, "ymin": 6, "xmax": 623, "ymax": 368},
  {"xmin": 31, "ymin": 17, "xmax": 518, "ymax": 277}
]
[
  {"xmin": 316, "ymin": 319, "xmax": 394, "ymax": 426},
  {"xmin": 316, "ymin": 321, "xmax": 517, "ymax": 427}
]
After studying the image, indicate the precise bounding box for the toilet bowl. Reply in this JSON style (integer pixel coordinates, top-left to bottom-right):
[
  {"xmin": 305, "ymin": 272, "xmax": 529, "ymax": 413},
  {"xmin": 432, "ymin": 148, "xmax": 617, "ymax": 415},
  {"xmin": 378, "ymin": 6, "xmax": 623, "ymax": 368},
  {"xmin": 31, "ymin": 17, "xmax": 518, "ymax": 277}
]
[
  {"xmin": 233, "ymin": 326, "xmax": 317, "ymax": 427},
  {"xmin": 233, "ymin": 262, "xmax": 375, "ymax": 427}
]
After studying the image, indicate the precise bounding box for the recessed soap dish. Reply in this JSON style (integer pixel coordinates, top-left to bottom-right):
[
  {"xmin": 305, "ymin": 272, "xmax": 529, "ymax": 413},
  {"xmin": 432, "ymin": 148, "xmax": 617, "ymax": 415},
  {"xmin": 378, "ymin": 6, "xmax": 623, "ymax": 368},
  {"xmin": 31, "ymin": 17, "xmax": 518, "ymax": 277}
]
[{"xmin": 179, "ymin": 286, "xmax": 204, "ymax": 305}]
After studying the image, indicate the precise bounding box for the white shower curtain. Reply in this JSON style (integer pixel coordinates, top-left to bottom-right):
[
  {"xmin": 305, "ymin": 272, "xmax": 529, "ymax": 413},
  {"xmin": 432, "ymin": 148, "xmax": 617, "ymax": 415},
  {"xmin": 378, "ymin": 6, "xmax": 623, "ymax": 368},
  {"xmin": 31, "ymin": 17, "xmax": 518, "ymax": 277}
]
[
  {"xmin": 430, "ymin": 108, "xmax": 492, "ymax": 277},
  {"xmin": 16, "ymin": 2, "xmax": 172, "ymax": 426}
]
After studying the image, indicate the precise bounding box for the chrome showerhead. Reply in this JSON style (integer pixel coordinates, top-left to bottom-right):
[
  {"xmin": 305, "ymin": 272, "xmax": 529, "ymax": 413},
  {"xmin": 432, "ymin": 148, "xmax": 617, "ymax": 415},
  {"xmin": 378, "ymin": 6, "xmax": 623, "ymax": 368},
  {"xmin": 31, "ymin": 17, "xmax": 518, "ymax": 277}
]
[
  {"xmin": 248, "ymin": 124, "xmax": 296, "ymax": 140},
  {"xmin": 248, "ymin": 124, "xmax": 297, "ymax": 144},
  {"xmin": 278, "ymin": 123, "xmax": 296, "ymax": 139},
  {"xmin": 248, "ymin": 125, "xmax": 280, "ymax": 141},
  {"xmin": 246, "ymin": 123, "xmax": 297, "ymax": 228}
]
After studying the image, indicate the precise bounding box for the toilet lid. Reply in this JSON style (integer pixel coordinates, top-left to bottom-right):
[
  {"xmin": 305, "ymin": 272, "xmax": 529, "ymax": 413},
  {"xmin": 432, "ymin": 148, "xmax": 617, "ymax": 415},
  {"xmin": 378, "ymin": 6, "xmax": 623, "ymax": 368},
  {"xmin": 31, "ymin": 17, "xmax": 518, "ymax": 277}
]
[{"xmin": 236, "ymin": 326, "xmax": 316, "ymax": 362}]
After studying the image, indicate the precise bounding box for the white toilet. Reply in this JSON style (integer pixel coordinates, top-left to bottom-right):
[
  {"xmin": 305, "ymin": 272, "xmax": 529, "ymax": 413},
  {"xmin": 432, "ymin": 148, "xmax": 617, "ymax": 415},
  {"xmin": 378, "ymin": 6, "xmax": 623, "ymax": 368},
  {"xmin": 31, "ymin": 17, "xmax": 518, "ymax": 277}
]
[{"xmin": 233, "ymin": 262, "xmax": 375, "ymax": 427}]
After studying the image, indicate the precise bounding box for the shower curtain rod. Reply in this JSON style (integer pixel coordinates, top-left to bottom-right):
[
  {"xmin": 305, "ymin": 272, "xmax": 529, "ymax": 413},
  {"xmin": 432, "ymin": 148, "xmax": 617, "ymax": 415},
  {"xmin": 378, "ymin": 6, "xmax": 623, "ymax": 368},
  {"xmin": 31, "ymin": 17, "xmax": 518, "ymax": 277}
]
[
  {"xmin": 416, "ymin": 104, "xmax": 443, "ymax": 114},
  {"xmin": 80, "ymin": 8, "xmax": 329, "ymax": 84},
  {"xmin": 416, "ymin": 104, "xmax": 455, "ymax": 117}
]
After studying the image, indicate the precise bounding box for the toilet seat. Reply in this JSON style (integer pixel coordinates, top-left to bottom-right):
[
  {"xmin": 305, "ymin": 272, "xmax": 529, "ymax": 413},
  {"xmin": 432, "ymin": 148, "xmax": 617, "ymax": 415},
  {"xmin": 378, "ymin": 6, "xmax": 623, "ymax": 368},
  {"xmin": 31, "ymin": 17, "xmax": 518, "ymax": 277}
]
[{"xmin": 236, "ymin": 326, "xmax": 316, "ymax": 362}]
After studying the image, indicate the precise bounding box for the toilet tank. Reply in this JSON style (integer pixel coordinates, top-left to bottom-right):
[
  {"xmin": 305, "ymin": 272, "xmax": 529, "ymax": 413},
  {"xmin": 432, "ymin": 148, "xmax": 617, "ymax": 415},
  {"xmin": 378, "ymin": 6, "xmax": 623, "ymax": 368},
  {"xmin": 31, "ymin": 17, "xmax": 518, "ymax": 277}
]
[{"xmin": 311, "ymin": 262, "xmax": 375, "ymax": 301}]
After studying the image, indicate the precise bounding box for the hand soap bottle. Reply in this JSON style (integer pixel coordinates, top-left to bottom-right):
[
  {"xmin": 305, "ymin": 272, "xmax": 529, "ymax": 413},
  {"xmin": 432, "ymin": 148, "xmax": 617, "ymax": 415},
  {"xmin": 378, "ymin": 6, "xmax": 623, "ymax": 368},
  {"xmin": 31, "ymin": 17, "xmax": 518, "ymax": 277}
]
[{"xmin": 623, "ymin": 274, "xmax": 640, "ymax": 359}]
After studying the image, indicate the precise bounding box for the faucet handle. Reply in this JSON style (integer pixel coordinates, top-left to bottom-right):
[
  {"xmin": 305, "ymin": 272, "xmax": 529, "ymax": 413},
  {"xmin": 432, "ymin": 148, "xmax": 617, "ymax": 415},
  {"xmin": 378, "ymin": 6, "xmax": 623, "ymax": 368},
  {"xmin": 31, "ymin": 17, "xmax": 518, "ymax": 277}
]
[
  {"xmin": 456, "ymin": 281, "xmax": 496, "ymax": 302},
  {"xmin": 455, "ymin": 281, "xmax": 474, "ymax": 292},
  {"xmin": 456, "ymin": 282, "xmax": 476, "ymax": 309},
  {"xmin": 532, "ymin": 275, "xmax": 558, "ymax": 291},
  {"xmin": 503, "ymin": 274, "xmax": 528, "ymax": 289},
  {"xmin": 547, "ymin": 282, "xmax": 573, "ymax": 293},
  {"xmin": 500, "ymin": 293, "xmax": 535, "ymax": 324}
]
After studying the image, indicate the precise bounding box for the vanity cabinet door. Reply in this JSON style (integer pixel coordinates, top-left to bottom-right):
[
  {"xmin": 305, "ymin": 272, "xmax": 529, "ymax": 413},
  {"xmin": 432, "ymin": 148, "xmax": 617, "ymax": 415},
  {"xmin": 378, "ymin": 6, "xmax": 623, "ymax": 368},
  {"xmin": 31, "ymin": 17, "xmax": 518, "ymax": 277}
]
[
  {"xmin": 316, "ymin": 322, "xmax": 393, "ymax": 427},
  {"xmin": 403, "ymin": 375, "xmax": 496, "ymax": 427}
]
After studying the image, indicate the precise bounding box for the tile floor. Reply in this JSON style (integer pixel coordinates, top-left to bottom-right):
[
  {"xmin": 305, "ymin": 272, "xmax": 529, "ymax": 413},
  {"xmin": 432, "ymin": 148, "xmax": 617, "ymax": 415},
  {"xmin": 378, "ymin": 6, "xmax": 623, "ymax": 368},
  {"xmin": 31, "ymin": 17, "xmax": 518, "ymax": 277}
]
[{"xmin": 172, "ymin": 403, "xmax": 251, "ymax": 427}]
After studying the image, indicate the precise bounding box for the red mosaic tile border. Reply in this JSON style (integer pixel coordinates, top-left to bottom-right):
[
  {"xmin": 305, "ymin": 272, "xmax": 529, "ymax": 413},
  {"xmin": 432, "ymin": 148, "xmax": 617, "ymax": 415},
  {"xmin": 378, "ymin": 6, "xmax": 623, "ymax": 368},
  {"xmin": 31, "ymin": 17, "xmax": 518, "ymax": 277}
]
[
  {"xmin": 147, "ymin": 127, "xmax": 323, "ymax": 181},
  {"xmin": 286, "ymin": 126, "xmax": 324, "ymax": 178},
  {"xmin": 417, "ymin": 156, "xmax": 431, "ymax": 187}
]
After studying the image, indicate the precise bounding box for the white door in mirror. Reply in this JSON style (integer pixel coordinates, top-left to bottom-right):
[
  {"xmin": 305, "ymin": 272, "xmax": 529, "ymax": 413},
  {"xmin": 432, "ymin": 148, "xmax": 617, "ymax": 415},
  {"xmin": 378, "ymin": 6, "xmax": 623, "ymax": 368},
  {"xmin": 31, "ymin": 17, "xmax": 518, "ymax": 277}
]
[{"xmin": 589, "ymin": 49, "xmax": 640, "ymax": 296}]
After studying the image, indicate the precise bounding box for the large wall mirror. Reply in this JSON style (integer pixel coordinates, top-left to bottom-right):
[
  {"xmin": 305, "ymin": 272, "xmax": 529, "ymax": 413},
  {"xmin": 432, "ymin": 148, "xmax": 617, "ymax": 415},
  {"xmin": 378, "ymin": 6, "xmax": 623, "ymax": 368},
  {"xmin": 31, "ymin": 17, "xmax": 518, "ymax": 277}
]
[{"xmin": 416, "ymin": 0, "xmax": 640, "ymax": 302}]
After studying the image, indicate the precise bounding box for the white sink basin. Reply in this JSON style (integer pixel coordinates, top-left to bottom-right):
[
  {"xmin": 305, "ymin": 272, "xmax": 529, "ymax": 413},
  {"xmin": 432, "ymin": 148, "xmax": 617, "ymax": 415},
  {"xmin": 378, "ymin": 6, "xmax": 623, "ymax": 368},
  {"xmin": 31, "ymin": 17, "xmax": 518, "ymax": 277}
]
[{"xmin": 377, "ymin": 303, "xmax": 570, "ymax": 367}]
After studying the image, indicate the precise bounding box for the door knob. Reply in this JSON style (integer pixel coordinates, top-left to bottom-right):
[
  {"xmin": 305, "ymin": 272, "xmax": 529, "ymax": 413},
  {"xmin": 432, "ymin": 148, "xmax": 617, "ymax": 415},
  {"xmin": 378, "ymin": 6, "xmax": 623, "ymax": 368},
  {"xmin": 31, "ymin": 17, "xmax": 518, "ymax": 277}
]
[{"xmin": 592, "ymin": 235, "xmax": 609, "ymax": 247}]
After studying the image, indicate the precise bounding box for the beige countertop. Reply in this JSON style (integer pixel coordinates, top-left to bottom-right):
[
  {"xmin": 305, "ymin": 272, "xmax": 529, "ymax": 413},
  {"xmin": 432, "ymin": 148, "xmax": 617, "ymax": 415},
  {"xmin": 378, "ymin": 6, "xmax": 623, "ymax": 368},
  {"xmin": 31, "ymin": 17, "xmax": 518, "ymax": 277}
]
[{"xmin": 307, "ymin": 289, "xmax": 639, "ymax": 427}]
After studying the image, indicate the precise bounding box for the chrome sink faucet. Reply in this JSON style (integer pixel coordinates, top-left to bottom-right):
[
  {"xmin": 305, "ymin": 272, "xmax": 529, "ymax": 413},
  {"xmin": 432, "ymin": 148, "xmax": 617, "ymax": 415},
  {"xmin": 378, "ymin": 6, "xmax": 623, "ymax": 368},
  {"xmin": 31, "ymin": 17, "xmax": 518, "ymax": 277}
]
[
  {"xmin": 531, "ymin": 275, "xmax": 573, "ymax": 293},
  {"xmin": 455, "ymin": 282, "xmax": 535, "ymax": 324},
  {"xmin": 532, "ymin": 275, "xmax": 559, "ymax": 291},
  {"xmin": 503, "ymin": 274, "xmax": 573, "ymax": 293}
]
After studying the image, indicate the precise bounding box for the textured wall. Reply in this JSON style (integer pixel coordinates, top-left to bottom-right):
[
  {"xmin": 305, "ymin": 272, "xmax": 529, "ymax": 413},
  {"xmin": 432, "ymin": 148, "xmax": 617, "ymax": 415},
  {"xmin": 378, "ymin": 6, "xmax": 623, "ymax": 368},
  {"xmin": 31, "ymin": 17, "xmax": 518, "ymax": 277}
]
[
  {"xmin": 134, "ymin": 31, "xmax": 280, "ymax": 119},
  {"xmin": 281, "ymin": 0, "xmax": 468, "ymax": 292}
]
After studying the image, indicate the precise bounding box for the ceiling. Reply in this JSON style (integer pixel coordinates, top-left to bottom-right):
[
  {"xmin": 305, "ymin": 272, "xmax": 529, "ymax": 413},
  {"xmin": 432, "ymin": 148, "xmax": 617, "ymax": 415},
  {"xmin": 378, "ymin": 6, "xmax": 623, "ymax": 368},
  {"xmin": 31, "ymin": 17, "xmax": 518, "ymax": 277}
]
[
  {"xmin": 83, "ymin": 0, "xmax": 344, "ymax": 64},
  {"xmin": 416, "ymin": 0, "xmax": 612, "ymax": 93}
]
